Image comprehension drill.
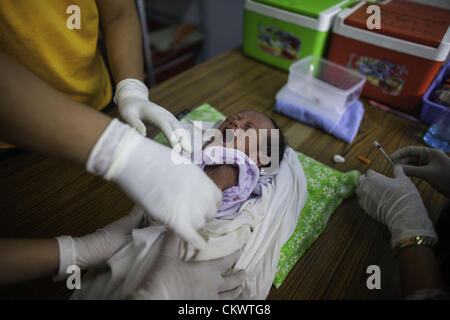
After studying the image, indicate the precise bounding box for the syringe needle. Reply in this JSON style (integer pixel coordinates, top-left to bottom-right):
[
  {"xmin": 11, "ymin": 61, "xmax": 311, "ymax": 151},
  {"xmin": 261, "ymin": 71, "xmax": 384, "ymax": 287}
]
[{"xmin": 373, "ymin": 141, "xmax": 395, "ymax": 166}]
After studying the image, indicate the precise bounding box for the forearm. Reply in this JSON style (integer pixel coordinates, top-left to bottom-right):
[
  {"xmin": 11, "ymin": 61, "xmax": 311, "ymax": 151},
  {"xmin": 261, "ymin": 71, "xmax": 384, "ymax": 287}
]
[
  {"xmin": 0, "ymin": 238, "xmax": 59, "ymax": 285},
  {"xmin": 0, "ymin": 50, "xmax": 111, "ymax": 165},
  {"xmin": 396, "ymin": 245, "xmax": 443, "ymax": 297},
  {"xmin": 98, "ymin": 0, "xmax": 144, "ymax": 83}
]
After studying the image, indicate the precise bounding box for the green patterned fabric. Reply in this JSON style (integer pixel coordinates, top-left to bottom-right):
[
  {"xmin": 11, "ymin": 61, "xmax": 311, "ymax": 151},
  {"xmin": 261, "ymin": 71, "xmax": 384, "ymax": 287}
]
[
  {"xmin": 273, "ymin": 153, "xmax": 359, "ymax": 287},
  {"xmin": 153, "ymin": 104, "xmax": 360, "ymax": 288}
]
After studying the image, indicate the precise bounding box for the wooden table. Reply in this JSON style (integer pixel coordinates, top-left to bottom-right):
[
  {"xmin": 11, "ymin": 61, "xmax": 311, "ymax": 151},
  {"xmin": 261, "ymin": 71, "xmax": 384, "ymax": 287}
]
[{"xmin": 0, "ymin": 49, "xmax": 447, "ymax": 300}]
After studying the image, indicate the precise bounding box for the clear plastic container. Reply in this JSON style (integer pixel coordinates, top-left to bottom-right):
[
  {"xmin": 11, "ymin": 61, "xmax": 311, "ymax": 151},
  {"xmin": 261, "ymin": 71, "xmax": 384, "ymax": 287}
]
[
  {"xmin": 423, "ymin": 108, "xmax": 450, "ymax": 152},
  {"xmin": 287, "ymin": 56, "xmax": 366, "ymax": 120}
]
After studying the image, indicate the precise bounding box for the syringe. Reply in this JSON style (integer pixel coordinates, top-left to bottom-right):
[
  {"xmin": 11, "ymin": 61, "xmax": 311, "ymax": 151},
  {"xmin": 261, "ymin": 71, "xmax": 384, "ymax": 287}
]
[{"xmin": 373, "ymin": 141, "xmax": 395, "ymax": 166}]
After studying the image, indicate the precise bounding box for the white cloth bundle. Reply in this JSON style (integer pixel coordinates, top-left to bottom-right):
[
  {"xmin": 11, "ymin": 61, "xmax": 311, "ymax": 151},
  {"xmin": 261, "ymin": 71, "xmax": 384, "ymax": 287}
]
[{"xmin": 72, "ymin": 121, "xmax": 307, "ymax": 300}]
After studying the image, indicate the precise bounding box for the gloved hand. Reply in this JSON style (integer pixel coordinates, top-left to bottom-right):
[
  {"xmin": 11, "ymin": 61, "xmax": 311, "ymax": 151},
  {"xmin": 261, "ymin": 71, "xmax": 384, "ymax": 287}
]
[
  {"xmin": 115, "ymin": 78, "xmax": 192, "ymax": 154},
  {"xmin": 131, "ymin": 232, "xmax": 246, "ymax": 300},
  {"xmin": 86, "ymin": 119, "xmax": 222, "ymax": 250},
  {"xmin": 56, "ymin": 206, "xmax": 145, "ymax": 277},
  {"xmin": 390, "ymin": 146, "xmax": 450, "ymax": 197},
  {"xmin": 356, "ymin": 166, "xmax": 437, "ymax": 248}
]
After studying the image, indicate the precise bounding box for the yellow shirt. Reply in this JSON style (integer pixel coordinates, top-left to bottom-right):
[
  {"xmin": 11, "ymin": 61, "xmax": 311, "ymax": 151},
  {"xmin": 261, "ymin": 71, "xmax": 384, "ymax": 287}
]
[{"xmin": 0, "ymin": 0, "xmax": 112, "ymax": 149}]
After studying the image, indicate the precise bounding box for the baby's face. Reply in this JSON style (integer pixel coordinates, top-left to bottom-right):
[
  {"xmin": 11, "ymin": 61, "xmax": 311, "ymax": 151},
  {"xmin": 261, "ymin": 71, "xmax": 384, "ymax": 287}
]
[{"xmin": 204, "ymin": 110, "xmax": 278, "ymax": 167}]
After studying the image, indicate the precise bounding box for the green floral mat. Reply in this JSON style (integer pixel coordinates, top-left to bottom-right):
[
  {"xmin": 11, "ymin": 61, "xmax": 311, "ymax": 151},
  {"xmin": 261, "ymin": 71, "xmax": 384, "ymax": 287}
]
[{"xmin": 154, "ymin": 104, "xmax": 360, "ymax": 288}]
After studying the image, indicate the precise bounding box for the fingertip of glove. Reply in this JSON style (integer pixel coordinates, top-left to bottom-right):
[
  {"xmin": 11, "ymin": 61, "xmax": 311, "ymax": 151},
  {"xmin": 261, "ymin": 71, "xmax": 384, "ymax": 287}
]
[
  {"xmin": 357, "ymin": 174, "xmax": 364, "ymax": 183},
  {"xmin": 125, "ymin": 117, "xmax": 146, "ymax": 136},
  {"xmin": 182, "ymin": 229, "xmax": 207, "ymax": 251},
  {"xmin": 137, "ymin": 125, "xmax": 147, "ymax": 137},
  {"xmin": 392, "ymin": 165, "xmax": 406, "ymax": 178},
  {"xmin": 357, "ymin": 173, "xmax": 367, "ymax": 186},
  {"xmin": 389, "ymin": 149, "xmax": 400, "ymax": 160}
]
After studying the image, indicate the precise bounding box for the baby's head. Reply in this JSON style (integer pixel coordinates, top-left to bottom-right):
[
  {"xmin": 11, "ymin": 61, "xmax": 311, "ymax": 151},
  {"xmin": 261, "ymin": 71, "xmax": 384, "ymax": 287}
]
[{"xmin": 204, "ymin": 110, "xmax": 286, "ymax": 169}]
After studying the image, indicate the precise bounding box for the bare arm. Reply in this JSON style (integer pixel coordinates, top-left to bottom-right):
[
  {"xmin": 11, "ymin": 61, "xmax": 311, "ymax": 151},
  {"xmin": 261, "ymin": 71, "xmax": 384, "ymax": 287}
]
[
  {"xmin": 0, "ymin": 50, "xmax": 111, "ymax": 164},
  {"xmin": 397, "ymin": 246, "xmax": 443, "ymax": 297},
  {"xmin": 0, "ymin": 51, "xmax": 112, "ymax": 285},
  {"xmin": 0, "ymin": 239, "xmax": 59, "ymax": 285},
  {"xmin": 96, "ymin": 0, "xmax": 144, "ymax": 83}
]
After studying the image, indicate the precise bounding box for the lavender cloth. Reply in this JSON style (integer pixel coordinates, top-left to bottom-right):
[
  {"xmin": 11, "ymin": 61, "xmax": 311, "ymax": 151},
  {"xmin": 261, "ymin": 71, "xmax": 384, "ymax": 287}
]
[
  {"xmin": 198, "ymin": 146, "xmax": 261, "ymax": 218},
  {"xmin": 274, "ymin": 97, "xmax": 364, "ymax": 144}
]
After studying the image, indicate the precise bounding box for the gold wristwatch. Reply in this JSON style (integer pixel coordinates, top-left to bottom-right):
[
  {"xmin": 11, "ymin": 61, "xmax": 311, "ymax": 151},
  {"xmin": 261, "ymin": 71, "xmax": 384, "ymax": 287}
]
[{"xmin": 394, "ymin": 236, "xmax": 437, "ymax": 255}]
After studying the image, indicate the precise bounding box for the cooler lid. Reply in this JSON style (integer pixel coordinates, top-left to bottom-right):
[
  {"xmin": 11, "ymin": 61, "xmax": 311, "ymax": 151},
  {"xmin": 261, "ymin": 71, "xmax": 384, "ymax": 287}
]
[
  {"xmin": 343, "ymin": 0, "xmax": 450, "ymax": 48},
  {"xmin": 253, "ymin": 0, "xmax": 354, "ymax": 18}
]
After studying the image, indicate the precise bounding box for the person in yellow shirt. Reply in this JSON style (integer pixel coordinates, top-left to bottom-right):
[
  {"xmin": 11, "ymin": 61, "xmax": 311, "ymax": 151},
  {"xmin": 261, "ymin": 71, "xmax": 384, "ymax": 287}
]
[
  {"xmin": 0, "ymin": 0, "xmax": 188, "ymax": 150},
  {"xmin": 0, "ymin": 1, "xmax": 244, "ymax": 298}
]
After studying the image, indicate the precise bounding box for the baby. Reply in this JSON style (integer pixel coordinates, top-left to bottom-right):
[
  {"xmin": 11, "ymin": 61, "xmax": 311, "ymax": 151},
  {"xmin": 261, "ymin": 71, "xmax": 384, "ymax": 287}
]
[{"xmin": 197, "ymin": 110, "xmax": 286, "ymax": 218}]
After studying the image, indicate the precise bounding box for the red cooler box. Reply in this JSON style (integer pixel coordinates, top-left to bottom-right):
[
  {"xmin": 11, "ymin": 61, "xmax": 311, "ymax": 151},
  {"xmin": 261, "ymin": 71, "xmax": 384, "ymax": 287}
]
[{"xmin": 327, "ymin": 0, "xmax": 450, "ymax": 112}]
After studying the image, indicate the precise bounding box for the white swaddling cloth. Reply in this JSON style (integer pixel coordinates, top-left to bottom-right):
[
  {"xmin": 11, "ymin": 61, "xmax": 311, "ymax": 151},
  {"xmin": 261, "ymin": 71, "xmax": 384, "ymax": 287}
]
[{"xmin": 71, "ymin": 120, "xmax": 307, "ymax": 300}]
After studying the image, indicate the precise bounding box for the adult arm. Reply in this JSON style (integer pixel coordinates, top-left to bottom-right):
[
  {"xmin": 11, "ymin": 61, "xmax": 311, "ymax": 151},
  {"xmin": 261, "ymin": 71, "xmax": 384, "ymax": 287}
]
[
  {"xmin": 95, "ymin": 0, "xmax": 191, "ymax": 153},
  {"xmin": 0, "ymin": 239, "xmax": 59, "ymax": 285},
  {"xmin": 396, "ymin": 246, "xmax": 442, "ymax": 297},
  {"xmin": 356, "ymin": 166, "xmax": 443, "ymax": 297},
  {"xmin": 96, "ymin": 0, "xmax": 144, "ymax": 82},
  {"xmin": 0, "ymin": 50, "xmax": 110, "ymax": 164},
  {"xmin": 0, "ymin": 207, "xmax": 144, "ymax": 286},
  {"xmin": 0, "ymin": 49, "xmax": 222, "ymax": 251}
]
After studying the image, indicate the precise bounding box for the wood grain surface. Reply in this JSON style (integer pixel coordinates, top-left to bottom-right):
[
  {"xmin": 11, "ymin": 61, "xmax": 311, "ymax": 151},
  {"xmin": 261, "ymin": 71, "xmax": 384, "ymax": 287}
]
[{"xmin": 0, "ymin": 49, "xmax": 446, "ymax": 300}]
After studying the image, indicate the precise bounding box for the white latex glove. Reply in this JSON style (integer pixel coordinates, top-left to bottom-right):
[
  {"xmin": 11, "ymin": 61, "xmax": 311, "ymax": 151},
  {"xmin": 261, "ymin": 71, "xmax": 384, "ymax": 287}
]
[
  {"xmin": 56, "ymin": 206, "xmax": 145, "ymax": 277},
  {"xmin": 132, "ymin": 232, "xmax": 246, "ymax": 300},
  {"xmin": 86, "ymin": 119, "xmax": 222, "ymax": 250},
  {"xmin": 356, "ymin": 166, "xmax": 437, "ymax": 248},
  {"xmin": 390, "ymin": 146, "xmax": 450, "ymax": 198},
  {"xmin": 114, "ymin": 78, "xmax": 192, "ymax": 154}
]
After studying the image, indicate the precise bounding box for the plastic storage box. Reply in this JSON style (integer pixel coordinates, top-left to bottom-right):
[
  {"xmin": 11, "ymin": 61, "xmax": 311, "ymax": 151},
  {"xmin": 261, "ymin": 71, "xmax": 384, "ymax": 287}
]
[
  {"xmin": 327, "ymin": 1, "xmax": 450, "ymax": 113},
  {"xmin": 420, "ymin": 60, "xmax": 450, "ymax": 125},
  {"xmin": 286, "ymin": 56, "xmax": 366, "ymax": 120},
  {"xmin": 243, "ymin": 0, "xmax": 356, "ymax": 71}
]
